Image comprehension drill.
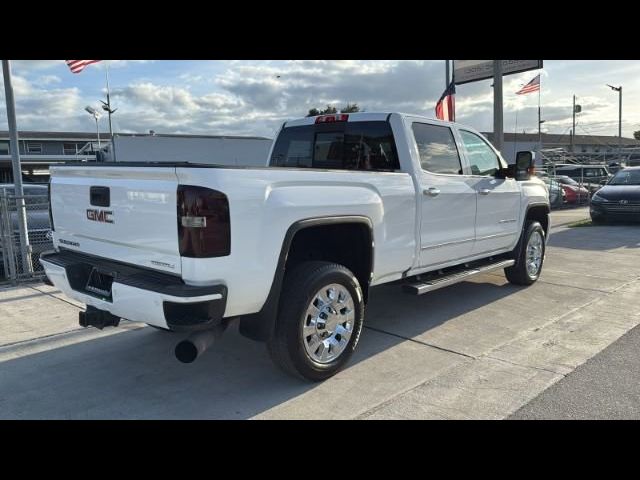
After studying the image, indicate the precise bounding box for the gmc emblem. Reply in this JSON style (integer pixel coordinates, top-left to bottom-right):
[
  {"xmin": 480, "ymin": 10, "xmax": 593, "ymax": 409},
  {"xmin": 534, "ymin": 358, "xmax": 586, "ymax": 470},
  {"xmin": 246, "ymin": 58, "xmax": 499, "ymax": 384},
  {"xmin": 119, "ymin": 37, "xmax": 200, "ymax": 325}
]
[{"xmin": 87, "ymin": 209, "xmax": 114, "ymax": 224}]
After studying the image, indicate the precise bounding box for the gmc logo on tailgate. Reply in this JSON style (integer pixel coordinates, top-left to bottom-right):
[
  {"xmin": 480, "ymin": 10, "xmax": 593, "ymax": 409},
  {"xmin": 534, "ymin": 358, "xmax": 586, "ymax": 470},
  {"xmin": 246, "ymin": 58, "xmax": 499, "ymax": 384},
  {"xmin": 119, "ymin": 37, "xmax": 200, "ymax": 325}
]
[{"xmin": 86, "ymin": 209, "xmax": 114, "ymax": 224}]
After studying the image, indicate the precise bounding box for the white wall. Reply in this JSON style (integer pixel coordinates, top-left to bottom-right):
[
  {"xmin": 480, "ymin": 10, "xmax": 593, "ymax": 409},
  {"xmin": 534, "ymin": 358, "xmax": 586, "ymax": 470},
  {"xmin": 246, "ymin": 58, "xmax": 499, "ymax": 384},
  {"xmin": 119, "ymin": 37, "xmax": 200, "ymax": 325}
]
[{"xmin": 111, "ymin": 136, "xmax": 273, "ymax": 166}]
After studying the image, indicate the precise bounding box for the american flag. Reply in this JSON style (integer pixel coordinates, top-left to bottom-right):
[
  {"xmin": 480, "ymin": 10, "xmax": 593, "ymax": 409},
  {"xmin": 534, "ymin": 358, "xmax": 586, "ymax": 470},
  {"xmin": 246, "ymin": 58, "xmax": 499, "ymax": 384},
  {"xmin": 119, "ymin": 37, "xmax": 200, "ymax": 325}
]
[
  {"xmin": 435, "ymin": 81, "xmax": 455, "ymax": 121},
  {"xmin": 516, "ymin": 74, "xmax": 540, "ymax": 95},
  {"xmin": 65, "ymin": 60, "xmax": 101, "ymax": 74}
]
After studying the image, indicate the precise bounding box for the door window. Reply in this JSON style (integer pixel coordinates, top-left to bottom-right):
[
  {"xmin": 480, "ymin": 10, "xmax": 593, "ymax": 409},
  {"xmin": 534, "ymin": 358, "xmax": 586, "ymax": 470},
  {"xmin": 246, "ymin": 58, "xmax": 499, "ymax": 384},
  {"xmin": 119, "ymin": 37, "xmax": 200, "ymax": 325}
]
[
  {"xmin": 411, "ymin": 123, "xmax": 462, "ymax": 175},
  {"xmin": 460, "ymin": 130, "xmax": 501, "ymax": 176}
]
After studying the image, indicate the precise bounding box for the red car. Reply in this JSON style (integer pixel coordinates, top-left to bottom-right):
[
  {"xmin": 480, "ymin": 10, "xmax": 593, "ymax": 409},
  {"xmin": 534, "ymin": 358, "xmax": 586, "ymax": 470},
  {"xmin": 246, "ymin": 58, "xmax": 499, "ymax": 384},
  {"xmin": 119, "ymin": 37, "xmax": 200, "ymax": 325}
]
[{"xmin": 556, "ymin": 176, "xmax": 590, "ymax": 203}]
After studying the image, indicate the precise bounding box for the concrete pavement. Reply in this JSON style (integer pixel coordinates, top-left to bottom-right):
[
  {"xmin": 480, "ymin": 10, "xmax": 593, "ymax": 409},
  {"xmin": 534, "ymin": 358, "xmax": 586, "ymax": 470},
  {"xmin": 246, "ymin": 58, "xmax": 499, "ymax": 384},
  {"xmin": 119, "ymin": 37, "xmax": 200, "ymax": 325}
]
[{"xmin": 2, "ymin": 207, "xmax": 639, "ymax": 419}]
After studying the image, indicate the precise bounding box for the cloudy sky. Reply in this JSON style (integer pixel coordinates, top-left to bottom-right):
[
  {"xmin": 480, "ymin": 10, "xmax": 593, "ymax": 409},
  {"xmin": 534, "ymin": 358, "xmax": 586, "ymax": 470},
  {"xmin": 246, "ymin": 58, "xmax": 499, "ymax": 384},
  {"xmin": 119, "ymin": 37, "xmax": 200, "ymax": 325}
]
[{"xmin": 1, "ymin": 60, "xmax": 638, "ymax": 140}]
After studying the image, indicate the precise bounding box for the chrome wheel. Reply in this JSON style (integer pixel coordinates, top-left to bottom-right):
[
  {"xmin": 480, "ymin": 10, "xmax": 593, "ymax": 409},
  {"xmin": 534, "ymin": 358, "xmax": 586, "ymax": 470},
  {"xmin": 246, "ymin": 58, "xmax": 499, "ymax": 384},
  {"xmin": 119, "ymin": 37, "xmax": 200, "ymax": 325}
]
[
  {"xmin": 302, "ymin": 283, "xmax": 355, "ymax": 364},
  {"xmin": 526, "ymin": 231, "xmax": 544, "ymax": 277}
]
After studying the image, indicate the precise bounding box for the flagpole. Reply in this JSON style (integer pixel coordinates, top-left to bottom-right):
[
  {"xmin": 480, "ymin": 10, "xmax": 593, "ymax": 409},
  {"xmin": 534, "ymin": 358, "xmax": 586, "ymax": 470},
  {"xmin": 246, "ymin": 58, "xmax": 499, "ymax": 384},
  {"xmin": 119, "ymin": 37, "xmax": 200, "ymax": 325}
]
[
  {"xmin": 513, "ymin": 108, "xmax": 519, "ymax": 161},
  {"xmin": 538, "ymin": 75, "xmax": 542, "ymax": 155},
  {"xmin": 104, "ymin": 61, "xmax": 117, "ymax": 161}
]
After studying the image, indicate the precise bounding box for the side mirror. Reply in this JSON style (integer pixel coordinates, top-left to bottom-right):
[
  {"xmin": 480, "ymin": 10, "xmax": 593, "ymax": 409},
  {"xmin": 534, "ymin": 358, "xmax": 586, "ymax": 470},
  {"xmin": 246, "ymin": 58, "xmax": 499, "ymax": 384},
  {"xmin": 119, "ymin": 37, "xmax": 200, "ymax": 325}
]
[{"xmin": 511, "ymin": 151, "xmax": 535, "ymax": 181}]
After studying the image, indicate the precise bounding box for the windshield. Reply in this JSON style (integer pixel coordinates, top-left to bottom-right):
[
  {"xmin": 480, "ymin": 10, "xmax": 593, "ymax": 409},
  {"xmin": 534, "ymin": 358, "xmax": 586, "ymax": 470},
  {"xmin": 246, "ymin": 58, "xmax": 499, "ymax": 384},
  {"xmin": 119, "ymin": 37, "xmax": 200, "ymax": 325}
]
[{"xmin": 609, "ymin": 169, "xmax": 640, "ymax": 186}]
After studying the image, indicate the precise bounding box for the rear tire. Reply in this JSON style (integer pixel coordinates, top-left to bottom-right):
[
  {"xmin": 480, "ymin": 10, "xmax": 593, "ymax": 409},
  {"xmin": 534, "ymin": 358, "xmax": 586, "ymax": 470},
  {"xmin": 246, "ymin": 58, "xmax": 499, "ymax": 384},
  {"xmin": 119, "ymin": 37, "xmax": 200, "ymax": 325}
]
[
  {"xmin": 505, "ymin": 220, "xmax": 546, "ymax": 286},
  {"xmin": 267, "ymin": 261, "xmax": 365, "ymax": 382}
]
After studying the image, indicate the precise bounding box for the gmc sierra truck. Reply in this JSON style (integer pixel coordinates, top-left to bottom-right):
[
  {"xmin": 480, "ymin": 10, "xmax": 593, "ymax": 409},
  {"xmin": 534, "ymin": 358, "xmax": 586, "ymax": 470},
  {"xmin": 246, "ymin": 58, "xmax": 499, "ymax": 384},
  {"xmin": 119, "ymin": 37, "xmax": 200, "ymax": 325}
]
[{"xmin": 41, "ymin": 112, "xmax": 550, "ymax": 381}]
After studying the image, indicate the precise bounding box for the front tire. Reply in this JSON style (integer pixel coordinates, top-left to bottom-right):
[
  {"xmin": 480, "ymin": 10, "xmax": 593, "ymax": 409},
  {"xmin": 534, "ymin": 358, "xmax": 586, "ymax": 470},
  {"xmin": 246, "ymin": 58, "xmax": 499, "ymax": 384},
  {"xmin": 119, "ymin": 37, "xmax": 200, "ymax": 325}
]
[
  {"xmin": 267, "ymin": 261, "xmax": 365, "ymax": 381},
  {"xmin": 505, "ymin": 220, "xmax": 546, "ymax": 285}
]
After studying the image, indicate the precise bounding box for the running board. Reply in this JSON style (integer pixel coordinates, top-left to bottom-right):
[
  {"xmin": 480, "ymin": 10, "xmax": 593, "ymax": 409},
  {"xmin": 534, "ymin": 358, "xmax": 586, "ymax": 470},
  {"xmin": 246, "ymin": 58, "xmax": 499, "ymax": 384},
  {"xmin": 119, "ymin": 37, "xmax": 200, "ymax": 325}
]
[{"xmin": 403, "ymin": 259, "xmax": 515, "ymax": 295}]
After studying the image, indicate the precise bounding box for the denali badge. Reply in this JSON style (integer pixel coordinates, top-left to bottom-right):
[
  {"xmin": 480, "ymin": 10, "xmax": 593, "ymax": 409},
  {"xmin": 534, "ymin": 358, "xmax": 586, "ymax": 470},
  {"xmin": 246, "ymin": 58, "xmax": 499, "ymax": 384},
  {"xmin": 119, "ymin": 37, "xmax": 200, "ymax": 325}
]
[{"xmin": 87, "ymin": 209, "xmax": 114, "ymax": 223}]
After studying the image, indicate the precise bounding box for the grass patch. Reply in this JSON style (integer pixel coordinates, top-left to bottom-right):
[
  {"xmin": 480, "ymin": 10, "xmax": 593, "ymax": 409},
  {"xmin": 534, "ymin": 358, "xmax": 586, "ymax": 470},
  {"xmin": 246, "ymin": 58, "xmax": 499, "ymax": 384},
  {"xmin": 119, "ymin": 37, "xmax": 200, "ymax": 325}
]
[{"xmin": 568, "ymin": 219, "xmax": 593, "ymax": 228}]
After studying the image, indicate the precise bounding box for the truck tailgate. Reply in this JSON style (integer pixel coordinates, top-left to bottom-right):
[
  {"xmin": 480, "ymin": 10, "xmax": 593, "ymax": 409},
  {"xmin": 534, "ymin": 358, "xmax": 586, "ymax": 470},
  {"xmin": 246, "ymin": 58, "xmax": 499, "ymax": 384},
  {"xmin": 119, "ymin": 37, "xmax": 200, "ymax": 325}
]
[{"xmin": 50, "ymin": 165, "xmax": 182, "ymax": 275}]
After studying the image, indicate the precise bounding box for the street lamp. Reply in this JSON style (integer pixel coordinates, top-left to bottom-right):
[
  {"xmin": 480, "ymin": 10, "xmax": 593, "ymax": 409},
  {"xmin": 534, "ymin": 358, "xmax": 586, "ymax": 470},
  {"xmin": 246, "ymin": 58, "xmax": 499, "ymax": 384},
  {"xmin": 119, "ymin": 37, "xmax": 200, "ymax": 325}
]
[
  {"xmin": 606, "ymin": 84, "xmax": 622, "ymax": 157},
  {"xmin": 84, "ymin": 106, "xmax": 102, "ymax": 150}
]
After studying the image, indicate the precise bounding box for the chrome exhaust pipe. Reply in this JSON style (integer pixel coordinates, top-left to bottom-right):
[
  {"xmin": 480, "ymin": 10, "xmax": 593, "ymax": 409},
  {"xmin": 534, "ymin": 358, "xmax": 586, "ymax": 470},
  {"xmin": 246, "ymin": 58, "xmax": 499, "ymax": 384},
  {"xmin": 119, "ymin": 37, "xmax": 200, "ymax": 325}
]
[{"xmin": 174, "ymin": 324, "xmax": 225, "ymax": 363}]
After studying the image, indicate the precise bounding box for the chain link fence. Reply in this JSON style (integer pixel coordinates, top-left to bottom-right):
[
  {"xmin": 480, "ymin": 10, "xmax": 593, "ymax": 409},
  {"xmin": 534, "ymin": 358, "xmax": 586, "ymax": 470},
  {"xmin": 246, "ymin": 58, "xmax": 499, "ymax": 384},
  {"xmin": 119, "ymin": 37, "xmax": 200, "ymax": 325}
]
[{"xmin": 0, "ymin": 190, "xmax": 52, "ymax": 283}]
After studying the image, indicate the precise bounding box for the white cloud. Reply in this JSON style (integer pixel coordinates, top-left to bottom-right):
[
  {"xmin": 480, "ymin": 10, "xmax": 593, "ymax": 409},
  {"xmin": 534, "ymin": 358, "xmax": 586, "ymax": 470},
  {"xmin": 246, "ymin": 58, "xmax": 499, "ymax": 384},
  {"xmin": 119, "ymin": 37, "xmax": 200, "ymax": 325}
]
[{"xmin": 2, "ymin": 60, "xmax": 640, "ymax": 139}]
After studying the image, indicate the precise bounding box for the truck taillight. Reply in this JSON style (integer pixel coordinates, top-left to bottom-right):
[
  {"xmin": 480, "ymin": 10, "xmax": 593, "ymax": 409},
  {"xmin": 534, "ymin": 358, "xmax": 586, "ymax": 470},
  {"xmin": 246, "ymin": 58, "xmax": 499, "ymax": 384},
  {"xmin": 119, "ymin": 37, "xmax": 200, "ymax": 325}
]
[
  {"xmin": 177, "ymin": 185, "xmax": 230, "ymax": 258},
  {"xmin": 315, "ymin": 114, "xmax": 349, "ymax": 124}
]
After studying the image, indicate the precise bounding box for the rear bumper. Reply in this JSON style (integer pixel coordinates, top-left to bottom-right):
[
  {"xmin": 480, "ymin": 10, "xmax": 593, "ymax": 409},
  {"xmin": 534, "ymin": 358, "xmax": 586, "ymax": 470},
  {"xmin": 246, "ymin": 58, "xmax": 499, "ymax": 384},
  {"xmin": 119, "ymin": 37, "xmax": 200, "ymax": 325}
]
[{"xmin": 40, "ymin": 250, "xmax": 227, "ymax": 331}]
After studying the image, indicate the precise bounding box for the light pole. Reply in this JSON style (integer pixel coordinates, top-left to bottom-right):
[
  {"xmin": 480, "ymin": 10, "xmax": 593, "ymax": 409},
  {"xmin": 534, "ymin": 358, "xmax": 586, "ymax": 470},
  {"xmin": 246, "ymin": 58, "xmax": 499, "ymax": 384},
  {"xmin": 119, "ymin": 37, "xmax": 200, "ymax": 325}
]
[
  {"xmin": 607, "ymin": 84, "xmax": 622, "ymax": 157},
  {"xmin": 84, "ymin": 106, "xmax": 102, "ymax": 150}
]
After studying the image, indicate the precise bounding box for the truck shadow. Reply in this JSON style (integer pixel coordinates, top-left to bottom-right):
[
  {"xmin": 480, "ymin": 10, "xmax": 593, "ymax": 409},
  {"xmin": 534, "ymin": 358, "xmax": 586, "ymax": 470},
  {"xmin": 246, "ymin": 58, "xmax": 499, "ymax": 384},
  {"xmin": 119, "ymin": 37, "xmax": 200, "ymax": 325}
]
[{"xmin": 0, "ymin": 276, "xmax": 522, "ymax": 420}]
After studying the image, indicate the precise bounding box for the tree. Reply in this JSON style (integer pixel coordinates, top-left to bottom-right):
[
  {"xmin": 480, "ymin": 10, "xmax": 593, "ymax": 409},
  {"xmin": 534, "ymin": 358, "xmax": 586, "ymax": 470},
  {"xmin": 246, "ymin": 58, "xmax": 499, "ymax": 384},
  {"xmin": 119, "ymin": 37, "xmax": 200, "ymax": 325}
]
[
  {"xmin": 340, "ymin": 103, "xmax": 361, "ymax": 113},
  {"xmin": 306, "ymin": 105, "xmax": 338, "ymax": 117},
  {"xmin": 306, "ymin": 103, "xmax": 361, "ymax": 116},
  {"xmin": 634, "ymin": 130, "xmax": 640, "ymax": 140}
]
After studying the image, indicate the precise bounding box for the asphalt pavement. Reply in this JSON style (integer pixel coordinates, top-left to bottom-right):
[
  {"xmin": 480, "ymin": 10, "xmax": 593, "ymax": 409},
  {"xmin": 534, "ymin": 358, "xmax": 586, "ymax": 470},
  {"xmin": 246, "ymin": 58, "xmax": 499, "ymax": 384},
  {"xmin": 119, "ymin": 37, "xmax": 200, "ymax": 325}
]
[{"xmin": 511, "ymin": 322, "xmax": 640, "ymax": 419}]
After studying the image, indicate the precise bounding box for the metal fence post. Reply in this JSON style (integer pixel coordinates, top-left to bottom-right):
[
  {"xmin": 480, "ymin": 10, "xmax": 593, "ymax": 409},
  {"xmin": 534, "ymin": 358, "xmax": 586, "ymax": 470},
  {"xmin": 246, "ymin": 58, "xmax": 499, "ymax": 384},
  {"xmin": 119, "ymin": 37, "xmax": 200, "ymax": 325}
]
[{"xmin": 0, "ymin": 190, "xmax": 18, "ymax": 283}]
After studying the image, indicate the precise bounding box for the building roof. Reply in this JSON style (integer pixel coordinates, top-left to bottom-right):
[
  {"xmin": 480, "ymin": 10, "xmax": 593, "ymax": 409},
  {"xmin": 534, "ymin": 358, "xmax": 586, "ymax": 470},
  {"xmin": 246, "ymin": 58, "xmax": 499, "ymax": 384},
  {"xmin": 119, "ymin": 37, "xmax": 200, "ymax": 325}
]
[
  {"xmin": 115, "ymin": 133, "xmax": 271, "ymax": 141},
  {"xmin": 0, "ymin": 131, "xmax": 271, "ymax": 141},
  {"xmin": 0, "ymin": 131, "xmax": 111, "ymax": 141},
  {"xmin": 482, "ymin": 132, "xmax": 640, "ymax": 147}
]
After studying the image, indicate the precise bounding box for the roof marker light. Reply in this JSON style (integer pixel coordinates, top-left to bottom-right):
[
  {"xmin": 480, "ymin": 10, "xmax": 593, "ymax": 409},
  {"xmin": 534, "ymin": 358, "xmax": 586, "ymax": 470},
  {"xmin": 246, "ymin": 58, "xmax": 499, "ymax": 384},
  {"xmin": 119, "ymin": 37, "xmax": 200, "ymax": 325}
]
[{"xmin": 315, "ymin": 114, "xmax": 349, "ymax": 124}]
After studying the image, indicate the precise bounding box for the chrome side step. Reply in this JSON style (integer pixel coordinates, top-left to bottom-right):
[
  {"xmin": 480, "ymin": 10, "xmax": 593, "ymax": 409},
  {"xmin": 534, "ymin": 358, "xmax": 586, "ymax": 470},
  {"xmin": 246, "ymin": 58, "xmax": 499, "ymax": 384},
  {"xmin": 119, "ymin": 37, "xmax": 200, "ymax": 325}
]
[{"xmin": 403, "ymin": 259, "xmax": 515, "ymax": 295}]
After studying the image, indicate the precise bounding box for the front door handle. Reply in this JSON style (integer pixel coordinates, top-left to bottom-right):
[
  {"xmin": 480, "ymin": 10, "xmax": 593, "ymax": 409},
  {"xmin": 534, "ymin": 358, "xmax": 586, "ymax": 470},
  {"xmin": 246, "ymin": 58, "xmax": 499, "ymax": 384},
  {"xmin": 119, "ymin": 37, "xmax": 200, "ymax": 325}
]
[
  {"xmin": 479, "ymin": 189, "xmax": 491, "ymax": 195},
  {"xmin": 423, "ymin": 187, "xmax": 441, "ymax": 197}
]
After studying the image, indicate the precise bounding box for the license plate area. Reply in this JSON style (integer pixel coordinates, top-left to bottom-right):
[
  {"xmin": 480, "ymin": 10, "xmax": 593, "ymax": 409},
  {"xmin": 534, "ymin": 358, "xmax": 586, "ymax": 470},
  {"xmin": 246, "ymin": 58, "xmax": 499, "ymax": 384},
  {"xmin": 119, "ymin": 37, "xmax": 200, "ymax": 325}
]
[{"xmin": 85, "ymin": 268, "xmax": 114, "ymax": 301}]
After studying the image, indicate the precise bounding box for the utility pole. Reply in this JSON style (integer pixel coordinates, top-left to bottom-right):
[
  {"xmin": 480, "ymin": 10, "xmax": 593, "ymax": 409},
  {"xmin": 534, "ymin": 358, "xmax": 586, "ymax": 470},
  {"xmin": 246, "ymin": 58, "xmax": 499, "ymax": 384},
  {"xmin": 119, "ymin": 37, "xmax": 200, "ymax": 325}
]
[
  {"xmin": 572, "ymin": 95, "xmax": 576, "ymax": 153},
  {"xmin": 1, "ymin": 60, "xmax": 32, "ymax": 274},
  {"xmin": 607, "ymin": 84, "xmax": 622, "ymax": 159},
  {"xmin": 619, "ymin": 86, "xmax": 622, "ymax": 156},
  {"xmin": 493, "ymin": 60, "xmax": 504, "ymax": 153}
]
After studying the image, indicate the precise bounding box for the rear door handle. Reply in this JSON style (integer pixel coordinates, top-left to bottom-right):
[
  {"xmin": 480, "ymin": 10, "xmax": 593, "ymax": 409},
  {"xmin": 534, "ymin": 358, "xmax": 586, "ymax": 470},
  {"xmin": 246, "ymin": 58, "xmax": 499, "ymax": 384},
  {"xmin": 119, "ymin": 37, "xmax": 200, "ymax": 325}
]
[
  {"xmin": 479, "ymin": 189, "xmax": 491, "ymax": 195},
  {"xmin": 423, "ymin": 187, "xmax": 440, "ymax": 197}
]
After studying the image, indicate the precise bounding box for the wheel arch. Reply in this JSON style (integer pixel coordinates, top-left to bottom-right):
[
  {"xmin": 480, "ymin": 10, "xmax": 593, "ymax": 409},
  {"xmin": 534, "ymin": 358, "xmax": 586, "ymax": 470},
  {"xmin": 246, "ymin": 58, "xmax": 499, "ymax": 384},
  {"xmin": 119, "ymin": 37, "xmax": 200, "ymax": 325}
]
[{"xmin": 239, "ymin": 215, "xmax": 374, "ymax": 342}]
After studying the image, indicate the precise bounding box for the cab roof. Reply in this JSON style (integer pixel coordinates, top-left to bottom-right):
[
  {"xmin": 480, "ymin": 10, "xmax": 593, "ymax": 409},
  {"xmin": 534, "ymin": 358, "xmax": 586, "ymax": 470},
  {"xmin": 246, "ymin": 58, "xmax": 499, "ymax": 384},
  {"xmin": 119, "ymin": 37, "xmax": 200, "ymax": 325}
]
[{"xmin": 283, "ymin": 112, "xmax": 462, "ymax": 129}]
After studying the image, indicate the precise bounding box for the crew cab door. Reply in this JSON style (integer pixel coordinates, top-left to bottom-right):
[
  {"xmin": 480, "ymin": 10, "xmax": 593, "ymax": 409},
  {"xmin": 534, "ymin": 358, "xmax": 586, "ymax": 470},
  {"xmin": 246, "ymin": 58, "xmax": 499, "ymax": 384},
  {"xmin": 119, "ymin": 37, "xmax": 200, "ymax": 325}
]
[
  {"xmin": 412, "ymin": 122, "xmax": 477, "ymax": 267},
  {"xmin": 457, "ymin": 129, "xmax": 521, "ymax": 255}
]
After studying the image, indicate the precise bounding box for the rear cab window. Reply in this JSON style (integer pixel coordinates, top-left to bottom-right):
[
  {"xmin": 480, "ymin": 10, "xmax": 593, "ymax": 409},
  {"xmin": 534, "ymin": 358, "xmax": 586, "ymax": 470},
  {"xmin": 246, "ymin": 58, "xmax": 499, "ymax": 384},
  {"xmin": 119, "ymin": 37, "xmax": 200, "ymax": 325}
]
[{"xmin": 270, "ymin": 121, "xmax": 400, "ymax": 172}]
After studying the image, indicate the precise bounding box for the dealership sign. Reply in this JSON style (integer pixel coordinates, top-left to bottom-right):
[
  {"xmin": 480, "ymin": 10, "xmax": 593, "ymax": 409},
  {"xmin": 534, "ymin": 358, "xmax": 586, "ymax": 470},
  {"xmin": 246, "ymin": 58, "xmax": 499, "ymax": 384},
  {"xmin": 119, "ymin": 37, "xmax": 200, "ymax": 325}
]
[{"xmin": 453, "ymin": 60, "xmax": 543, "ymax": 85}]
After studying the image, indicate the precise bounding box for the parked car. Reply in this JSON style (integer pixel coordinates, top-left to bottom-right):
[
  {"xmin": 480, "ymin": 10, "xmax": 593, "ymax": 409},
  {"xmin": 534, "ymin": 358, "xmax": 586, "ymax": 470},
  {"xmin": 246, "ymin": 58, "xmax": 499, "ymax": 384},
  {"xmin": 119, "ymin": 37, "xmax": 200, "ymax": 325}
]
[
  {"xmin": 554, "ymin": 164, "xmax": 612, "ymax": 193},
  {"xmin": 590, "ymin": 167, "xmax": 640, "ymax": 223},
  {"xmin": 555, "ymin": 175, "xmax": 590, "ymax": 203},
  {"xmin": 537, "ymin": 175, "xmax": 565, "ymax": 208},
  {"xmin": 41, "ymin": 112, "xmax": 550, "ymax": 381}
]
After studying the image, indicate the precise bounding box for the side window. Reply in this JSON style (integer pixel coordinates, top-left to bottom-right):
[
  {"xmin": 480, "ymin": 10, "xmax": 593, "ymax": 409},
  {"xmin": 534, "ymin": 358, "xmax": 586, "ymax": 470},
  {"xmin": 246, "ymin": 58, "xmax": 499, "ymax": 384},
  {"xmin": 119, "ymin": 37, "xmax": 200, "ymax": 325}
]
[
  {"xmin": 412, "ymin": 123, "xmax": 462, "ymax": 175},
  {"xmin": 460, "ymin": 130, "xmax": 501, "ymax": 176}
]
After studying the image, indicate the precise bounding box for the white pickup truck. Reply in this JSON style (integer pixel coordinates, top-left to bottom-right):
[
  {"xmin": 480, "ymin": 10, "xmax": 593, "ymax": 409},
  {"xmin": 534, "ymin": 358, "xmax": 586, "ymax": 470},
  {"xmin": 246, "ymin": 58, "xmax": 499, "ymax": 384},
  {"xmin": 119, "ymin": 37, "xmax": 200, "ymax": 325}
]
[{"xmin": 41, "ymin": 112, "xmax": 550, "ymax": 381}]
